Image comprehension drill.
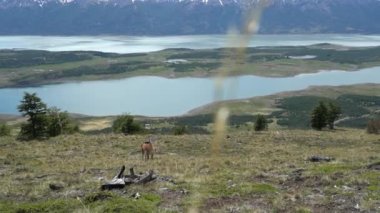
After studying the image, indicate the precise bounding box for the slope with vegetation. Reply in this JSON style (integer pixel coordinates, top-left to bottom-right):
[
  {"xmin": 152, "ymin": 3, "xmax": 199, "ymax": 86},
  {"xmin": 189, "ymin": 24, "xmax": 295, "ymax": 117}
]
[
  {"xmin": 190, "ymin": 84, "xmax": 380, "ymax": 130},
  {"xmin": 0, "ymin": 128, "xmax": 379, "ymax": 212},
  {"xmin": 0, "ymin": 83, "xmax": 379, "ymax": 212},
  {"xmin": 16, "ymin": 92, "xmax": 78, "ymax": 140}
]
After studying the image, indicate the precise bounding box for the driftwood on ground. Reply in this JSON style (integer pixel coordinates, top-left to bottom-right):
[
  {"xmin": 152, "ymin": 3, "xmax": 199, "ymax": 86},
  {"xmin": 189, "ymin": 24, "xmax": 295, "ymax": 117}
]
[
  {"xmin": 308, "ymin": 156, "xmax": 335, "ymax": 162},
  {"xmin": 367, "ymin": 162, "xmax": 380, "ymax": 170},
  {"xmin": 101, "ymin": 166, "xmax": 157, "ymax": 190}
]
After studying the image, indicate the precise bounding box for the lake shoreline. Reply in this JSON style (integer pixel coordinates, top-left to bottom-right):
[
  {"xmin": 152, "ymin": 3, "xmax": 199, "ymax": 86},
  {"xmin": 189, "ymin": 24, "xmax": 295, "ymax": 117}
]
[
  {"xmin": 1, "ymin": 67, "xmax": 379, "ymax": 116},
  {"xmin": 0, "ymin": 50, "xmax": 380, "ymax": 89},
  {"xmin": 0, "ymin": 65, "xmax": 362, "ymax": 89},
  {"xmin": 1, "ymin": 45, "xmax": 380, "ymax": 89},
  {"xmin": 1, "ymin": 60, "xmax": 378, "ymax": 89}
]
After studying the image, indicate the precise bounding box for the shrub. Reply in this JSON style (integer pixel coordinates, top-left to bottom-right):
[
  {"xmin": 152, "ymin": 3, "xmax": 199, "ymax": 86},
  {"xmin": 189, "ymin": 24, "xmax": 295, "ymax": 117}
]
[
  {"xmin": 46, "ymin": 107, "xmax": 79, "ymax": 137},
  {"xmin": 0, "ymin": 123, "xmax": 11, "ymax": 136},
  {"xmin": 254, "ymin": 114, "xmax": 268, "ymax": 131},
  {"xmin": 311, "ymin": 101, "xmax": 342, "ymax": 130},
  {"xmin": 326, "ymin": 102, "xmax": 341, "ymax": 129},
  {"xmin": 367, "ymin": 119, "xmax": 380, "ymax": 134},
  {"xmin": 17, "ymin": 93, "xmax": 78, "ymax": 140},
  {"xmin": 311, "ymin": 101, "xmax": 328, "ymax": 130},
  {"xmin": 112, "ymin": 115, "xmax": 142, "ymax": 135},
  {"xmin": 173, "ymin": 125, "xmax": 187, "ymax": 135}
]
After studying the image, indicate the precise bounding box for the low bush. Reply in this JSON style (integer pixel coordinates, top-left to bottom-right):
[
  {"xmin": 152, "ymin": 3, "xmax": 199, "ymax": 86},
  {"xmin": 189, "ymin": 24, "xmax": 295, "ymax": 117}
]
[
  {"xmin": 112, "ymin": 115, "xmax": 142, "ymax": 135},
  {"xmin": 173, "ymin": 125, "xmax": 187, "ymax": 135},
  {"xmin": 0, "ymin": 123, "xmax": 11, "ymax": 136},
  {"xmin": 367, "ymin": 119, "xmax": 380, "ymax": 134}
]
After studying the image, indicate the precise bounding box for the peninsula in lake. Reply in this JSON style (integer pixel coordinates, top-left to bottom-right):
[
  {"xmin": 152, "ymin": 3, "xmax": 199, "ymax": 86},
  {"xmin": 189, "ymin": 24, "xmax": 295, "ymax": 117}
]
[{"xmin": 1, "ymin": 44, "xmax": 380, "ymax": 88}]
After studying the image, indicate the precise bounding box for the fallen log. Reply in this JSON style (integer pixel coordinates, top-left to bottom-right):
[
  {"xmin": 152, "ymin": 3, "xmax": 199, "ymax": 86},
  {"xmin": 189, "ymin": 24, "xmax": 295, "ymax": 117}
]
[
  {"xmin": 308, "ymin": 156, "xmax": 334, "ymax": 162},
  {"xmin": 101, "ymin": 166, "xmax": 127, "ymax": 190},
  {"xmin": 101, "ymin": 166, "xmax": 157, "ymax": 190},
  {"xmin": 367, "ymin": 162, "xmax": 380, "ymax": 170},
  {"xmin": 135, "ymin": 170, "xmax": 156, "ymax": 184},
  {"xmin": 116, "ymin": 165, "xmax": 126, "ymax": 179},
  {"xmin": 125, "ymin": 167, "xmax": 138, "ymax": 179},
  {"xmin": 101, "ymin": 178, "xmax": 125, "ymax": 190}
]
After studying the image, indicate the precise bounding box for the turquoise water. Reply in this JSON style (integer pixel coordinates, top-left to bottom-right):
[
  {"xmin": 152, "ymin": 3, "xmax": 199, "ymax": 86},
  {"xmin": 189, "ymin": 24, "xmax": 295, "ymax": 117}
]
[
  {"xmin": 1, "ymin": 34, "xmax": 380, "ymax": 116},
  {"xmin": 1, "ymin": 34, "xmax": 380, "ymax": 53},
  {"xmin": 0, "ymin": 67, "xmax": 379, "ymax": 116}
]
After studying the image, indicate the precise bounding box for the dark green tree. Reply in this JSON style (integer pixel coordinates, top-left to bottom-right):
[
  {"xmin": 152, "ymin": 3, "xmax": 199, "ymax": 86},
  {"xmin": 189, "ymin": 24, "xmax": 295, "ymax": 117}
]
[
  {"xmin": 112, "ymin": 115, "xmax": 142, "ymax": 135},
  {"xmin": 327, "ymin": 102, "xmax": 341, "ymax": 130},
  {"xmin": 18, "ymin": 92, "xmax": 48, "ymax": 140},
  {"xmin": 311, "ymin": 101, "xmax": 328, "ymax": 130},
  {"xmin": 0, "ymin": 123, "xmax": 11, "ymax": 136},
  {"xmin": 254, "ymin": 114, "xmax": 268, "ymax": 131}
]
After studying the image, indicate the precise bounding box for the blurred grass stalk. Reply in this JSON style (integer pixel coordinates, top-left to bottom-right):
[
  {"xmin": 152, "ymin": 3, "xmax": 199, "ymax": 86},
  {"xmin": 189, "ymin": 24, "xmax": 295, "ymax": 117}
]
[
  {"xmin": 188, "ymin": 2, "xmax": 269, "ymax": 213},
  {"xmin": 212, "ymin": 0, "xmax": 268, "ymax": 159}
]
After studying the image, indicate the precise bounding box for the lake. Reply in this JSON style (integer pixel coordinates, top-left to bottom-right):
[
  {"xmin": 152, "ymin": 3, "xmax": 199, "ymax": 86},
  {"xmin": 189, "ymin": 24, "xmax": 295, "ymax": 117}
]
[
  {"xmin": 1, "ymin": 34, "xmax": 380, "ymax": 116},
  {"xmin": 2, "ymin": 34, "xmax": 380, "ymax": 53},
  {"xmin": 1, "ymin": 67, "xmax": 379, "ymax": 117}
]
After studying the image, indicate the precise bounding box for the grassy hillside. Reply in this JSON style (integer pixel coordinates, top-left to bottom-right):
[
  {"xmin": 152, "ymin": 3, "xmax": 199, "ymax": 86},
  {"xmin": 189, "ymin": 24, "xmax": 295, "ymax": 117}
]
[
  {"xmin": 0, "ymin": 128, "xmax": 379, "ymax": 212},
  {"xmin": 1, "ymin": 44, "xmax": 380, "ymax": 88}
]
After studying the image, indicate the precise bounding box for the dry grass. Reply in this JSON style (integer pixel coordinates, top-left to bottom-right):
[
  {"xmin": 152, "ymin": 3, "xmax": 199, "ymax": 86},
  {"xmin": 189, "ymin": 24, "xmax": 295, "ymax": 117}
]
[
  {"xmin": 78, "ymin": 117, "xmax": 114, "ymax": 131},
  {"xmin": 0, "ymin": 128, "xmax": 379, "ymax": 212}
]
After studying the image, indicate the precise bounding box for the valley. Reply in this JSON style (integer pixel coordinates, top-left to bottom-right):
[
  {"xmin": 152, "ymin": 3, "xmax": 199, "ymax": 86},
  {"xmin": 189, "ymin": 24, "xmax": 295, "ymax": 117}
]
[{"xmin": 1, "ymin": 0, "xmax": 379, "ymax": 212}]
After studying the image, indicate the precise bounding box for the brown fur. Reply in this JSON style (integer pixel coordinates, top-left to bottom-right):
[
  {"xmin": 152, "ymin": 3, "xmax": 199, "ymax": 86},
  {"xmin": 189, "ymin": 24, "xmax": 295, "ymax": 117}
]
[{"xmin": 141, "ymin": 142, "xmax": 154, "ymax": 160}]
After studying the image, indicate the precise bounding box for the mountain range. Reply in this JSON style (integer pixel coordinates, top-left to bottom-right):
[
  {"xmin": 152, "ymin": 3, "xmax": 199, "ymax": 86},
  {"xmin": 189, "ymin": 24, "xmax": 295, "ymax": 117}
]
[{"xmin": 0, "ymin": 0, "xmax": 380, "ymax": 35}]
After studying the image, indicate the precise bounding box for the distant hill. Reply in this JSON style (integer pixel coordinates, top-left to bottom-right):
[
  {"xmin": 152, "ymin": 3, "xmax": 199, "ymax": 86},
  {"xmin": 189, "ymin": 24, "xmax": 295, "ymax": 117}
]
[{"xmin": 0, "ymin": 0, "xmax": 380, "ymax": 35}]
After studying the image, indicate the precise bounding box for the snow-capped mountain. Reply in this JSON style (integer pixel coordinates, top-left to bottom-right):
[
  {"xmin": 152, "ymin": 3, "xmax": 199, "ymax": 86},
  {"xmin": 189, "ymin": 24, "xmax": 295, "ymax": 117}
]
[
  {"xmin": 0, "ymin": 0, "xmax": 240, "ymax": 8},
  {"xmin": 0, "ymin": 0, "xmax": 379, "ymax": 35},
  {"xmin": 0, "ymin": 0, "xmax": 379, "ymax": 7},
  {"xmin": 1, "ymin": 0, "xmax": 377, "ymax": 8}
]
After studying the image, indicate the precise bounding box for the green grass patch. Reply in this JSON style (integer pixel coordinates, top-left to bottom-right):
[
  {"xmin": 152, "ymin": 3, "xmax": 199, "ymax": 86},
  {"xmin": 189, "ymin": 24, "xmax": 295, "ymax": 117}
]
[
  {"xmin": 296, "ymin": 207, "xmax": 313, "ymax": 213},
  {"xmin": 208, "ymin": 181, "xmax": 277, "ymax": 197},
  {"xmin": 1, "ymin": 192, "xmax": 161, "ymax": 213},
  {"xmin": 2, "ymin": 199, "xmax": 82, "ymax": 213},
  {"xmin": 311, "ymin": 164, "xmax": 356, "ymax": 175},
  {"xmin": 88, "ymin": 194, "xmax": 161, "ymax": 213},
  {"xmin": 360, "ymin": 171, "xmax": 380, "ymax": 200}
]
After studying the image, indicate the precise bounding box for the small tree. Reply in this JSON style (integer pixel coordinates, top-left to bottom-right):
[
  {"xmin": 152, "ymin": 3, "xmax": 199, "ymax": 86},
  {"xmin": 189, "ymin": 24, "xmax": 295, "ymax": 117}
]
[
  {"xmin": 18, "ymin": 92, "xmax": 48, "ymax": 140},
  {"xmin": 173, "ymin": 125, "xmax": 187, "ymax": 135},
  {"xmin": 327, "ymin": 102, "xmax": 341, "ymax": 130},
  {"xmin": 112, "ymin": 115, "xmax": 142, "ymax": 135},
  {"xmin": 254, "ymin": 114, "xmax": 268, "ymax": 131},
  {"xmin": 46, "ymin": 107, "xmax": 78, "ymax": 137},
  {"xmin": 0, "ymin": 123, "xmax": 11, "ymax": 136},
  {"xmin": 367, "ymin": 119, "xmax": 380, "ymax": 134},
  {"xmin": 311, "ymin": 101, "xmax": 328, "ymax": 130}
]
